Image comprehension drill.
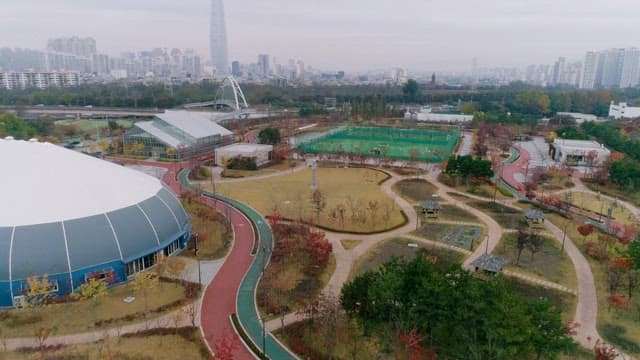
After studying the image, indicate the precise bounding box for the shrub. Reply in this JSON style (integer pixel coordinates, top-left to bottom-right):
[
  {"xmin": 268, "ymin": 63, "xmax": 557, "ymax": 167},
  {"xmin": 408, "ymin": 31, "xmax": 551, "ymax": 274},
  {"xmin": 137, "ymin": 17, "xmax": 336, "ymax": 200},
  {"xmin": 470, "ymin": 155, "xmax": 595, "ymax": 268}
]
[{"xmin": 227, "ymin": 156, "xmax": 257, "ymax": 171}]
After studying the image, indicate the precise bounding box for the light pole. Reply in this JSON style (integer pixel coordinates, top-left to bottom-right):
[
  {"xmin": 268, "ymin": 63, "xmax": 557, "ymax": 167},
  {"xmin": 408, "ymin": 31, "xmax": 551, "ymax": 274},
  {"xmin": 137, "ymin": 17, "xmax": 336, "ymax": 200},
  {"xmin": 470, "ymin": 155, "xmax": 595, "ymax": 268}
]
[
  {"xmin": 194, "ymin": 233, "xmax": 201, "ymax": 285},
  {"xmin": 562, "ymin": 217, "xmax": 571, "ymax": 254},
  {"xmin": 261, "ymin": 244, "xmax": 270, "ymax": 355}
]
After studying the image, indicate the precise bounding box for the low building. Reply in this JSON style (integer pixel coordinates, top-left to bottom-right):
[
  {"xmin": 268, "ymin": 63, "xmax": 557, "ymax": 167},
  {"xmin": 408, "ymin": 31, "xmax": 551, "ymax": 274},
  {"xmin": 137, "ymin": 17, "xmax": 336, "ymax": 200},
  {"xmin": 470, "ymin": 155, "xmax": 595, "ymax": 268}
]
[
  {"xmin": 609, "ymin": 102, "xmax": 640, "ymax": 119},
  {"xmin": 124, "ymin": 110, "xmax": 234, "ymax": 160},
  {"xmin": 549, "ymin": 139, "xmax": 611, "ymax": 166},
  {"xmin": 215, "ymin": 143, "xmax": 273, "ymax": 167},
  {"xmin": 404, "ymin": 106, "xmax": 472, "ymax": 123},
  {"xmin": 556, "ymin": 112, "xmax": 600, "ymax": 124}
]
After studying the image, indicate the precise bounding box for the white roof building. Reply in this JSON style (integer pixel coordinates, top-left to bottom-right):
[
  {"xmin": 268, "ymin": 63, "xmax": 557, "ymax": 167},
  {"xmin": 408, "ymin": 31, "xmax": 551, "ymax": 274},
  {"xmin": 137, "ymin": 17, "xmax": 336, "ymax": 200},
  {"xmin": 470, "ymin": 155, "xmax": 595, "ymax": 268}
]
[
  {"xmin": 125, "ymin": 110, "xmax": 234, "ymax": 159},
  {"xmin": 404, "ymin": 106, "xmax": 472, "ymax": 123},
  {"xmin": 215, "ymin": 143, "xmax": 273, "ymax": 167},
  {"xmin": 0, "ymin": 138, "xmax": 190, "ymax": 307},
  {"xmin": 550, "ymin": 139, "xmax": 611, "ymax": 166},
  {"xmin": 609, "ymin": 102, "xmax": 640, "ymax": 119}
]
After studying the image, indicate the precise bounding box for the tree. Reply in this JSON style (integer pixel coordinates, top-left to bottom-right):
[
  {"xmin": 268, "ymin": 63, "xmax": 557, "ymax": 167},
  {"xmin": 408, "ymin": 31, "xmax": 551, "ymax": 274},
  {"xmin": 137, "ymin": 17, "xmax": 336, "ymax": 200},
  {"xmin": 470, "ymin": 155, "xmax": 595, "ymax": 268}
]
[
  {"xmin": 258, "ymin": 127, "xmax": 281, "ymax": 145},
  {"xmin": 311, "ymin": 189, "xmax": 326, "ymax": 224},
  {"xmin": 131, "ymin": 272, "xmax": 159, "ymax": 319},
  {"xmin": 25, "ymin": 275, "xmax": 56, "ymax": 307},
  {"xmin": 34, "ymin": 326, "xmax": 54, "ymax": 356},
  {"xmin": 526, "ymin": 299, "xmax": 576, "ymax": 360},
  {"xmin": 341, "ymin": 256, "xmax": 574, "ymax": 359},
  {"xmin": 166, "ymin": 257, "xmax": 186, "ymax": 280},
  {"xmin": 577, "ymin": 223, "xmax": 595, "ymax": 243},
  {"xmin": 402, "ymin": 79, "xmax": 420, "ymax": 103},
  {"xmin": 630, "ymin": 239, "xmax": 640, "ymax": 269},
  {"xmin": 527, "ymin": 233, "xmax": 545, "ymax": 262},
  {"xmin": 516, "ymin": 225, "xmax": 530, "ymax": 265},
  {"xmin": 71, "ymin": 278, "xmax": 108, "ymax": 301}
]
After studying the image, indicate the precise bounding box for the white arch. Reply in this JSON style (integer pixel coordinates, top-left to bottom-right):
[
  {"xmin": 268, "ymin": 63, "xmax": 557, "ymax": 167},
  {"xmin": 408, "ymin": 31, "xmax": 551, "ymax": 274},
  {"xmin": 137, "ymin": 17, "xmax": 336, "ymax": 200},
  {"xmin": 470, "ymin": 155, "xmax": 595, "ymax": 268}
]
[{"xmin": 218, "ymin": 76, "xmax": 248, "ymax": 111}]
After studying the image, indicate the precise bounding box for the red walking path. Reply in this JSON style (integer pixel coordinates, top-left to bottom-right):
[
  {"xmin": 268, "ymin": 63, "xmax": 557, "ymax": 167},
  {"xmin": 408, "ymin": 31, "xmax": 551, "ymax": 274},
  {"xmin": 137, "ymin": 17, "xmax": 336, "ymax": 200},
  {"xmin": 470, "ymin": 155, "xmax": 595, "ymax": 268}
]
[{"xmin": 125, "ymin": 159, "xmax": 256, "ymax": 359}]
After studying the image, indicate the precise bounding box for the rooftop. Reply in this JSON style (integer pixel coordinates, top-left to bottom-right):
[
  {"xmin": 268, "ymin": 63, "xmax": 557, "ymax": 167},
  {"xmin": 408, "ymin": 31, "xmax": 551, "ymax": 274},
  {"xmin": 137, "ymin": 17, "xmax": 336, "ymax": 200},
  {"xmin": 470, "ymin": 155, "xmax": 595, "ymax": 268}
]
[
  {"xmin": 524, "ymin": 209, "xmax": 546, "ymax": 220},
  {"xmin": 156, "ymin": 110, "xmax": 233, "ymax": 139},
  {"xmin": 0, "ymin": 139, "xmax": 162, "ymax": 227},
  {"xmin": 553, "ymin": 138, "xmax": 605, "ymax": 150},
  {"xmin": 470, "ymin": 254, "xmax": 508, "ymax": 273},
  {"xmin": 216, "ymin": 143, "xmax": 273, "ymax": 153}
]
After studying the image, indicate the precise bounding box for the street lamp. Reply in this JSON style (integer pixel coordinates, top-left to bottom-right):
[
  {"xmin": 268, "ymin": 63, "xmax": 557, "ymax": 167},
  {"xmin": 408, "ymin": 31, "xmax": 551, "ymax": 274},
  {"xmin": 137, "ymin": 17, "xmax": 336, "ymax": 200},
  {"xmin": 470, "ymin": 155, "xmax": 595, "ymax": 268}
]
[
  {"xmin": 261, "ymin": 244, "xmax": 270, "ymax": 355},
  {"xmin": 194, "ymin": 233, "xmax": 201, "ymax": 285}
]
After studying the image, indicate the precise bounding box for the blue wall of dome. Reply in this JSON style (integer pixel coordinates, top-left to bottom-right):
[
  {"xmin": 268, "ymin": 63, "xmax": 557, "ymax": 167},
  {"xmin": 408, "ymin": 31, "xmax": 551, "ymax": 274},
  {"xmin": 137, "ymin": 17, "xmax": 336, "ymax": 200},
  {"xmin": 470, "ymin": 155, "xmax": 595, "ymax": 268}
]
[{"xmin": 0, "ymin": 186, "xmax": 191, "ymax": 308}]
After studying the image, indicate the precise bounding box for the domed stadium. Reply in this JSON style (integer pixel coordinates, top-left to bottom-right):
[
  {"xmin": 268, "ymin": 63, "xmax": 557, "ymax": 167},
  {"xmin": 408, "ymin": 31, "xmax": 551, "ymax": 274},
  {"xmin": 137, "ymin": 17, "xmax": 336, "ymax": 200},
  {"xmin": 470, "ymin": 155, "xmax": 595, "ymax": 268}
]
[{"xmin": 0, "ymin": 138, "xmax": 191, "ymax": 308}]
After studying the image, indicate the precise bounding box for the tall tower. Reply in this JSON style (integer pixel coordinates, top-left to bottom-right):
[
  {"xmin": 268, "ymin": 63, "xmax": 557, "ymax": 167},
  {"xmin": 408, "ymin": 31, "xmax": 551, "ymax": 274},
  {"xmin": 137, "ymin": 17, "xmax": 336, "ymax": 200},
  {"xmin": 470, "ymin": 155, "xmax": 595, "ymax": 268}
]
[{"xmin": 210, "ymin": 0, "xmax": 229, "ymax": 75}]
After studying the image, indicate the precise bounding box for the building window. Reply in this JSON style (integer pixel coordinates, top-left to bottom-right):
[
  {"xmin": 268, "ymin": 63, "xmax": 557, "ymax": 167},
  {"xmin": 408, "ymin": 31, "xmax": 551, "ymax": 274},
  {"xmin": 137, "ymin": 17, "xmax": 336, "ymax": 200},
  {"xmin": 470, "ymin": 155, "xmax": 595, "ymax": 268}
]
[
  {"xmin": 126, "ymin": 253, "xmax": 158, "ymax": 277},
  {"xmin": 163, "ymin": 238, "xmax": 181, "ymax": 257}
]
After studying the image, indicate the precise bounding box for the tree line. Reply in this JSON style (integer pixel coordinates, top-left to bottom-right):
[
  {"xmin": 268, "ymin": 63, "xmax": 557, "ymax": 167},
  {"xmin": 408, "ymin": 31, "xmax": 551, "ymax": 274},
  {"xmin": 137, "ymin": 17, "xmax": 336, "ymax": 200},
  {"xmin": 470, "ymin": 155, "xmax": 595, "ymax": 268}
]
[{"xmin": 341, "ymin": 256, "xmax": 576, "ymax": 359}]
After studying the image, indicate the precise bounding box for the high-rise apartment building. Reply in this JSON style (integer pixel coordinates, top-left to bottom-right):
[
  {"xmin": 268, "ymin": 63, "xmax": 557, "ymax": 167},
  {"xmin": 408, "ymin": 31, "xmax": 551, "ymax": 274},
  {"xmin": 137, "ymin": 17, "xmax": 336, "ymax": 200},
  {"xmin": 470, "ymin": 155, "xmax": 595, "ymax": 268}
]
[
  {"xmin": 258, "ymin": 54, "xmax": 270, "ymax": 77},
  {"xmin": 581, "ymin": 52, "xmax": 600, "ymax": 89},
  {"xmin": 600, "ymin": 49, "xmax": 625, "ymax": 88},
  {"xmin": 231, "ymin": 61, "xmax": 241, "ymax": 77},
  {"xmin": 47, "ymin": 37, "xmax": 97, "ymax": 58},
  {"xmin": 620, "ymin": 48, "xmax": 640, "ymax": 88},
  {"xmin": 210, "ymin": 0, "xmax": 229, "ymax": 75}
]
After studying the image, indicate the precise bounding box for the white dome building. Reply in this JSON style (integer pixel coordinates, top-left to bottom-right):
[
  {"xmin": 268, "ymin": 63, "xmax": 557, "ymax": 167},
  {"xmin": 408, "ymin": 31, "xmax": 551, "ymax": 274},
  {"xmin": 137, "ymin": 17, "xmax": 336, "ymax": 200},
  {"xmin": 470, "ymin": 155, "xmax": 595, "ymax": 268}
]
[{"xmin": 0, "ymin": 139, "xmax": 191, "ymax": 307}]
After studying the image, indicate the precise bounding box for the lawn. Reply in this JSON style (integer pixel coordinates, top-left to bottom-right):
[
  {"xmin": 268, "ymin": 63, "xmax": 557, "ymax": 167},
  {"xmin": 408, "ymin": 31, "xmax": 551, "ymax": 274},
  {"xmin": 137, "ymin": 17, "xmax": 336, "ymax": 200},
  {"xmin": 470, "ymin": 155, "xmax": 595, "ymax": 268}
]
[
  {"xmin": 432, "ymin": 204, "xmax": 481, "ymax": 224},
  {"xmin": 414, "ymin": 223, "xmax": 483, "ymax": 251},
  {"xmin": 562, "ymin": 191, "xmax": 638, "ymax": 226},
  {"xmin": 340, "ymin": 239, "xmax": 363, "ymax": 250},
  {"xmin": 210, "ymin": 167, "xmax": 405, "ymax": 233},
  {"xmin": 438, "ymin": 173, "xmax": 513, "ymax": 200},
  {"xmin": 494, "ymin": 232, "xmax": 578, "ymax": 290},
  {"xmin": 0, "ymin": 279, "xmax": 193, "ymax": 337},
  {"xmin": 450, "ymin": 195, "xmax": 523, "ymax": 229},
  {"xmin": 583, "ymin": 180, "xmax": 640, "ymax": 209},
  {"xmin": 546, "ymin": 212, "xmax": 640, "ymax": 355},
  {"xmin": 181, "ymin": 199, "xmax": 231, "ymax": 260},
  {"xmin": 392, "ymin": 178, "xmax": 438, "ymax": 203},
  {"xmin": 5, "ymin": 327, "xmax": 209, "ymax": 360},
  {"xmin": 350, "ymin": 238, "xmax": 465, "ymax": 280}
]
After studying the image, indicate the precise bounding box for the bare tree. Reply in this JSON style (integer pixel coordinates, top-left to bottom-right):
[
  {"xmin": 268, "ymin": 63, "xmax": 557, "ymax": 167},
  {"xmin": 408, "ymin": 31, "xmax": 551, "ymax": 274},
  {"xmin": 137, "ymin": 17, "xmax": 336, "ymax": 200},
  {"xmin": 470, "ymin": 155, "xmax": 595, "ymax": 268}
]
[
  {"xmin": 368, "ymin": 200, "xmax": 380, "ymax": 227},
  {"xmin": 311, "ymin": 189, "xmax": 327, "ymax": 224}
]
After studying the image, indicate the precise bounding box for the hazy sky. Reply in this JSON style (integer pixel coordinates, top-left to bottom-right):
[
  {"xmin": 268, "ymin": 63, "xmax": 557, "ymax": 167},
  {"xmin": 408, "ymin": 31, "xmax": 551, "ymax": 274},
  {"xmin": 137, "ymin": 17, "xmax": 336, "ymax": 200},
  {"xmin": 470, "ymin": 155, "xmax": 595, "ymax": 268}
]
[{"xmin": 2, "ymin": 0, "xmax": 640, "ymax": 72}]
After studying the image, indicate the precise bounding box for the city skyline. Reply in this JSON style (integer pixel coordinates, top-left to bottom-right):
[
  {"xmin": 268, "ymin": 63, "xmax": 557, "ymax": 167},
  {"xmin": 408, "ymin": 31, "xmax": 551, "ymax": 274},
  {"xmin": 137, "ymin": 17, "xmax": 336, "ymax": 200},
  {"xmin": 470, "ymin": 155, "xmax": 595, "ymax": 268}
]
[{"xmin": 1, "ymin": 0, "xmax": 640, "ymax": 72}]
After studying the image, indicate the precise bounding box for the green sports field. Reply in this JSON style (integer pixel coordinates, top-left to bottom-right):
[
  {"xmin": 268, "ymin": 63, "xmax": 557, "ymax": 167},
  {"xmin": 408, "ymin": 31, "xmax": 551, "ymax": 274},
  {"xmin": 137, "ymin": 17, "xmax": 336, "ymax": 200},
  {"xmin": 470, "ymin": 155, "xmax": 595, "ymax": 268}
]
[{"xmin": 297, "ymin": 126, "xmax": 460, "ymax": 162}]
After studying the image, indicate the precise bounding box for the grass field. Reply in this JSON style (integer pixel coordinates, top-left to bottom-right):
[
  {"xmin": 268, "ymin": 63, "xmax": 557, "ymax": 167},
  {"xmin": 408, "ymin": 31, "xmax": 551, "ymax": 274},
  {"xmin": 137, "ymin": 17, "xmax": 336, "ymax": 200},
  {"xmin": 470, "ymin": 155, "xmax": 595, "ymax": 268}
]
[
  {"xmin": 494, "ymin": 232, "xmax": 578, "ymax": 289},
  {"xmin": 340, "ymin": 239, "xmax": 363, "ymax": 250},
  {"xmin": 0, "ymin": 280, "xmax": 188, "ymax": 337},
  {"xmin": 297, "ymin": 127, "xmax": 460, "ymax": 163},
  {"xmin": 210, "ymin": 167, "xmax": 405, "ymax": 233},
  {"xmin": 392, "ymin": 179, "xmax": 438, "ymax": 203},
  {"xmin": 563, "ymin": 191, "xmax": 638, "ymax": 225},
  {"xmin": 350, "ymin": 238, "xmax": 466, "ymax": 280},
  {"xmin": 5, "ymin": 328, "xmax": 208, "ymax": 359}
]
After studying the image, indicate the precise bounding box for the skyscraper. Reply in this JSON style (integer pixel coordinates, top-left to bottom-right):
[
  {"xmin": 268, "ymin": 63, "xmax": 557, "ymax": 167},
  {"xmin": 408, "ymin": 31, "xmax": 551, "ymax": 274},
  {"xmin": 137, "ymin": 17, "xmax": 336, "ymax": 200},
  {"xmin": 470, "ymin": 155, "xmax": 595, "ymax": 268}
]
[{"xmin": 210, "ymin": 0, "xmax": 229, "ymax": 75}]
